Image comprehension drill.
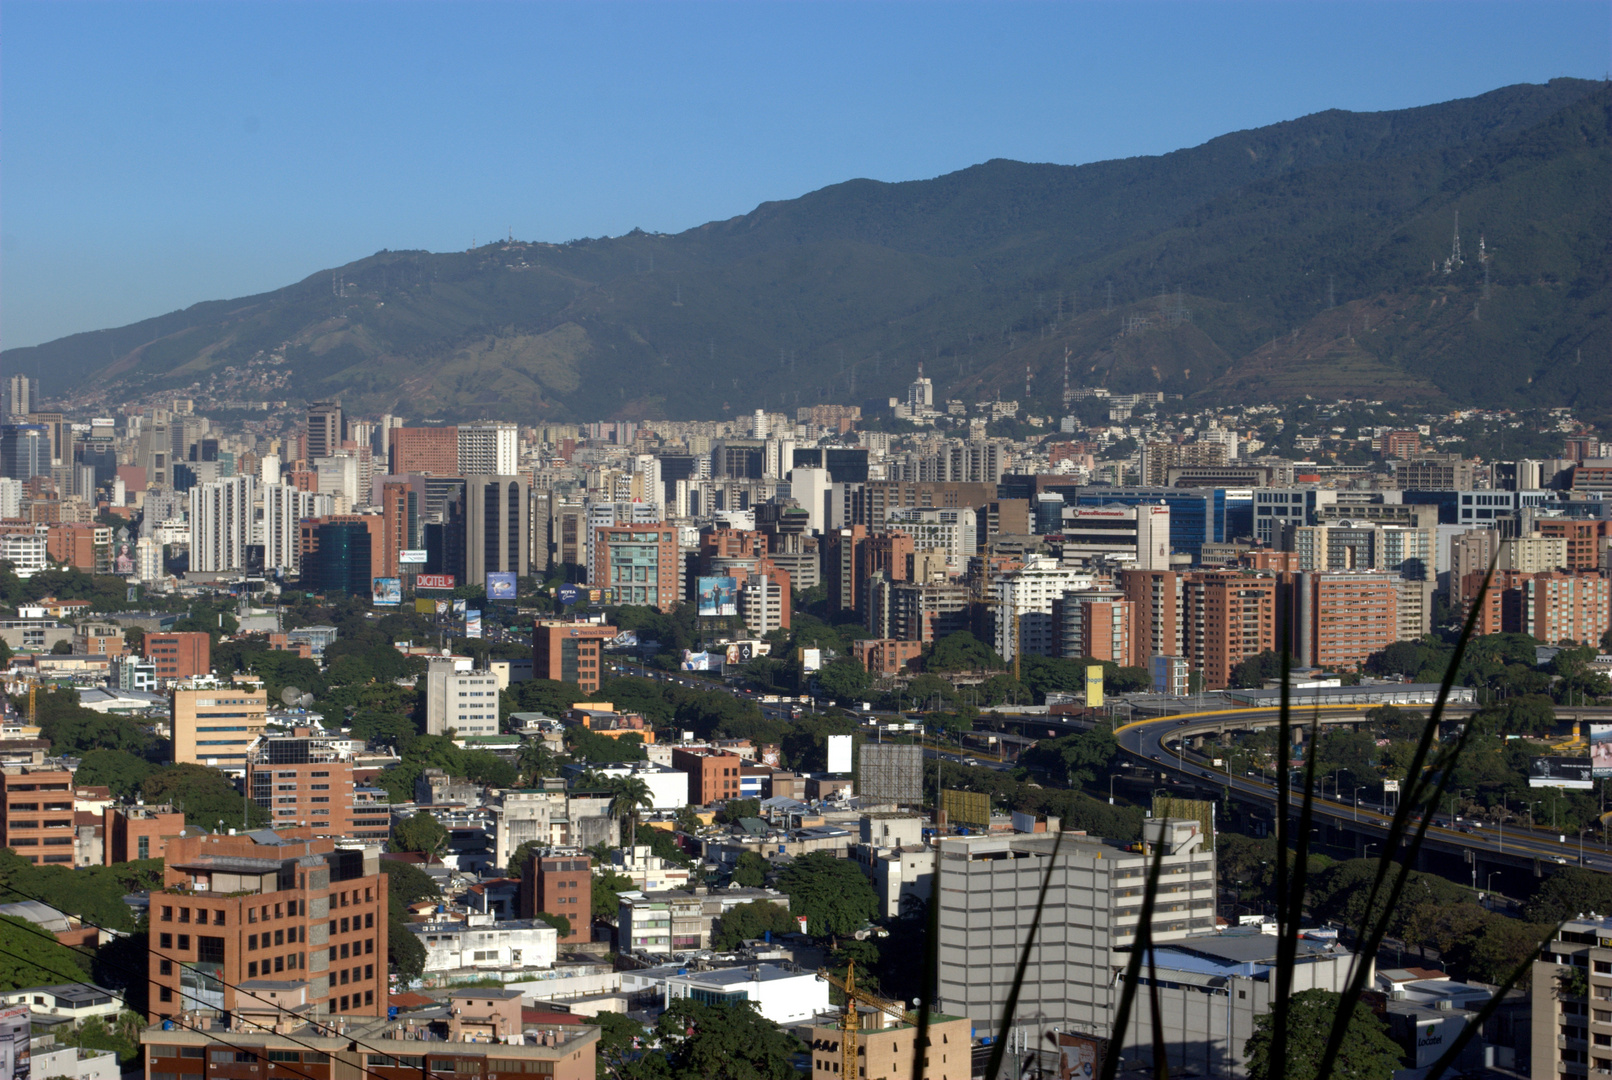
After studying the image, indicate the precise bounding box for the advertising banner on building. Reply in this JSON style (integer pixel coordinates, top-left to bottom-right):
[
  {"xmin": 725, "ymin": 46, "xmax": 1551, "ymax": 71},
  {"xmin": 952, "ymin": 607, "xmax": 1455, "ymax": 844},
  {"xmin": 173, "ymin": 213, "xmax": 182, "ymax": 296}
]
[
  {"xmin": 399, "ymin": 549, "xmax": 428, "ymax": 565},
  {"xmin": 800, "ymin": 647, "xmax": 822, "ymax": 673},
  {"xmin": 941, "ymin": 789, "xmax": 990, "ymax": 828},
  {"xmin": 111, "ymin": 540, "xmax": 135, "ymax": 576},
  {"xmin": 452, "ymin": 599, "xmax": 467, "ymax": 618},
  {"xmin": 681, "ymin": 650, "xmax": 717, "ymax": 671},
  {"xmin": 697, "ymin": 576, "xmax": 739, "ymax": 617},
  {"xmin": 725, "ymin": 641, "xmax": 755, "ymax": 666},
  {"xmin": 371, "ymin": 577, "xmax": 402, "ymax": 606},
  {"xmin": 0, "ymin": 1003, "xmax": 30, "ymax": 1080},
  {"xmin": 1057, "ymin": 1033, "xmax": 1105, "ymax": 1080},
  {"xmin": 556, "ymin": 584, "xmax": 581, "ymax": 606},
  {"xmin": 485, "ymin": 571, "xmax": 517, "ymax": 601},
  {"xmin": 1413, "ymin": 1014, "xmax": 1467, "ymax": 1069},
  {"xmin": 1530, "ymin": 756, "xmax": 1595, "ymax": 789},
  {"xmin": 415, "ymin": 573, "xmax": 456, "ymax": 590},
  {"xmin": 826, "ymin": 734, "xmax": 853, "ymax": 774},
  {"xmin": 1592, "ymin": 725, "xmax": 1612, "ymax": 778},
  {"xmin": 465, "ymin": 610, "xmax": 482, "ymax": 639},
  {"xmin": 1085, "ymin": 664, "xmax": 1105, "ymax": 709}
]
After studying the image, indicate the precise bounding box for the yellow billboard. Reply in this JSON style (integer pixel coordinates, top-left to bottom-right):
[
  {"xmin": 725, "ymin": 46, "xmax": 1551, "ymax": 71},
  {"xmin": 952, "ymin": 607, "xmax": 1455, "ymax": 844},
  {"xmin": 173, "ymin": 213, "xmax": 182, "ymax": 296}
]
[
  {"xmin": 942, "ymin": 788, "xmax": 991, "ymax": 828},
  {"xmin": 1086, "ymin": 664, "xmax": 1105, "ymax": 708},
  {"xmin": 415, "ymin": 598, "xmax": 437, "ymax": 615}
]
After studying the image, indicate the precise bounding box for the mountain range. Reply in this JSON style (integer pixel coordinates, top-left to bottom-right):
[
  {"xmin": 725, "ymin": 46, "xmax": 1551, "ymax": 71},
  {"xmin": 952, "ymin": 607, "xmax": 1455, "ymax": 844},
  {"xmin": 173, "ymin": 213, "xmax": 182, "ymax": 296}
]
[{"xmin": 8, "ymin": 77, "xmax": 1608, "ymax": 424}]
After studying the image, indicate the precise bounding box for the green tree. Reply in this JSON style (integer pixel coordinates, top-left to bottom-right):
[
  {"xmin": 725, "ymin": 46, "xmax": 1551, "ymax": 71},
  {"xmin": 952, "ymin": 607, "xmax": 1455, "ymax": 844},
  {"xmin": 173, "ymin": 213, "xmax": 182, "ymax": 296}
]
[
  {"xmin": 390, "ymin": 812, "xmax": 449, "ymax": 857},
  {"xmin": 716, "ymin": 798, "xmax": 761, "ymax": 825},
  {"xmin": 1021, "ymin": 727, "xmax": 1118, "ymax": 788},
  {"xmin": 593, "ymin": 870, "xmax": 636, "ymax": 921},
  {"xmin": 711, "ymin": 900, "xmax": 797, "ymax": 950},
  {"xmin": 0, "ymin": 914, "xmax": 90, "ymax": 990},
  {"xmin": 730, "ymin": 851, "xmax": 770, "ymax": 888},
  {"xmin": 507, "ymin": 840, "xmax": 543, "ymax": 879},
  {"xmin": 607, "ymin": 775, "xmax": 655, "ymax": 851},
  {"xmin": 50, "ymin": 638, "xmax": 73, "ymax": 654},
  {"xmin": 72, "ymin": 749, "xmax": 155, "ymax": 800},
  {"xmin": 1243, "ymin": 988, "xmax": 1402, "ymax": 1080},
  {"xmin": 774, "ymin": 851, "xmax": 878, "ymax": 943},
  {"xmin": 1525, "ymin": 868, "xmax": 1612, "ymax": 924},
  {"xmin": 634, "ymin": 998, "xmax": 800, "ymax": 1080},
  {"xmin": 815, "ymin": 657, "xmax": 872, "ymax": 701},
  {"xmin": 585, "ymin": 1011, "xmax": 646, "ymax": 1080},
  {"xmin": 143, "ymin": 764, "xmax": 268, "ymax": 830},
  {"xmin": 533, "ymin": 911, "xmax": 573, "ymax": 939}
]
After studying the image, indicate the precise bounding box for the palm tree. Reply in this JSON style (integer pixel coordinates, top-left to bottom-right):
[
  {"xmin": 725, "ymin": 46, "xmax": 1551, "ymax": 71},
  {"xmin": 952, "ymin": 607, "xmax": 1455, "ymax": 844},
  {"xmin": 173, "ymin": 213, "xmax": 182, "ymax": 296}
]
[
  {"xmin": 607, "ymin": 775, "xmax": 655, "ymax": 852},
  {"xmin": 518, "ymin": 739, "xmax": 555, "ymax": 787}
]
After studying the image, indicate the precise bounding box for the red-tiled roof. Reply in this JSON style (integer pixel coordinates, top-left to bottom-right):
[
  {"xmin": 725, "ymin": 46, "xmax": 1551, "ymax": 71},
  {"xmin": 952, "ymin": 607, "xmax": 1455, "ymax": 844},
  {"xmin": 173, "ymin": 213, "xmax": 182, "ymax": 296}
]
[{"xmin": 521, "ymin": 1008, "xmax": 585, "ymax": 1027}]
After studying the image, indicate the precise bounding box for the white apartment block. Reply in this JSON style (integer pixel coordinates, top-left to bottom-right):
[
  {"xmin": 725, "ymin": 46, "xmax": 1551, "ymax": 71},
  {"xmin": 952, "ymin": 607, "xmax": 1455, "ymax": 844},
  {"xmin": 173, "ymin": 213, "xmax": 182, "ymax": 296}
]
[
  {"xmin": 188, "ymin": 476, "xmax": 255, "ymax": 572},
  {"xmin": 458, "ymin": 422, "xmax": 518, "ymax": 476},
  {"xmin": 407, "ymin": 914, "xmax": 557, "ymax": 973},
  {"xmin": 885, "ymin": 506, "xmax": 978, "ymax": 571},
  {"xmin": 992, "ymin": 554, "xmax": 1095, "ymax": 660},
  {"xmin": 425, "ymin": 656, "xmax": 501, "ymax": 737},
  {"xmin": 261, "ymin": 485, "xmax": 332, "ymax": 573},
  {"xmin": 0, "ymin": 533, "xmax": 48, "ymax": 578}
]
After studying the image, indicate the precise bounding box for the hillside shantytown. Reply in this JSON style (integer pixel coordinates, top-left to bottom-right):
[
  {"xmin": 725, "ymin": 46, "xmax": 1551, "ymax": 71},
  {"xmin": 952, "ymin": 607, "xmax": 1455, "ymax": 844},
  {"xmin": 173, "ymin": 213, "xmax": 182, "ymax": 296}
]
[{"xmin": 1, "ymin": 368, "xmax": 1610, "ymax": 1079}]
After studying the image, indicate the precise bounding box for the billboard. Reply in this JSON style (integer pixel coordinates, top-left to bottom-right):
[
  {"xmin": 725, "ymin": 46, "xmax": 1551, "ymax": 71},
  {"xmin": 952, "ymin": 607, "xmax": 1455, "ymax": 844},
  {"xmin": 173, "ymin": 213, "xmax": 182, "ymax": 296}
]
[
  {"xmin": 942, "ymin": 789, "xmax": 990, "ymax": 828},
  {"xmin": 1412, "ymin": 1014, "xmax": 1467, "ymax": 1069},
  {"xmin": 399, "ymin": 549, "xmax": 428, "ymax": 564},
  {"xmin": 556, "ymin": 584, "xmax": 581, "ymax": 606},
  {"xmin": 800, "ymin": 647, "xmax": 823, "ymax": 673},
  {"xmin": 826, "ymin": 733, "xmax": 854, "ymax": 775},
  {"xmin": 486, "ymin": 571, "xmax": 518, "ymax": 600},
  {"xmin": 859, "ymin": 744, "xmax": 924, "ymax": 804},
  {"xmin": 452, "ymin": 599, "xmax": 467, "ymax": 617},
  {"xmin": 111, "ymin": 540, "xmax": 135, "ymax": 576},
  {"xmin": 725, "ymin": 642, "xmax": 755, "ymax": 665},
  {"xmin": 681, "ymin": 650, "xmax": 718, "ymax": 671},
  {"xmin": 415, "ymin": 598, "xmax": 437, "ymax": 615},
  {"xmin": 415, "ymin": 573, "xmax": 456, "ymax": 590},
  {"xmin": 0, "ymin": 1004, "xmax": 29, "ymax": 1080},
  {"xmin": 1057, "ymin": 1033, "xmax": 1106, "ymax": 1080},
  {"xmin": 697, "ymin": 576, "xmax": 740, "ymax": 617},
  {"xmin": 1530, "ymin": 756, "xmax": 1594, "ymax": 790},
  {"xmin": 371, "ymin": 577, "xmax": 402, "ymax": 606},
  {"xmin": 1592, "ymin": 724, "xmax": 1612, "ymax": 778},
  {"xmin": 1086, "ymin": 664, "xmax": 1105, "ymax": 709},
  {"xmin": 465, "ymin": 610, "xmax": 482, "ymax": 639},
  {"xmin": 1151, "ymin": 795, "xmax": 1216, "ymax": 850}
]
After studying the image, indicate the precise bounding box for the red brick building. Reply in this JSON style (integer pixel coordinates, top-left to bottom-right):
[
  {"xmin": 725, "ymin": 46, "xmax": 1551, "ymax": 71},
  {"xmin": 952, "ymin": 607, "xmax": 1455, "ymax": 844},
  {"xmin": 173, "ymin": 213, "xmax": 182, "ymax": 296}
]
[
  {"xmin": 533, "ymin": 622, "xmax": 618, "ymax": 695},
  {"xmin": 45, "ymin": 523, "xmax": 110, "ymax": 572},
  {"xmin": 1181, "ymin": 571, "xmax": 1278, "ymax": 690},
  {"xmin": 388, "ymin": 426, "xmax": 460, "ymax": 475},
  {"xmin": 0, "ymin": 766, "xmax": 77, "ymax": 865},
  {"xmin": 103, "ymin": 803, "xmax": 186, "ymax": 864},
  {"xmin": 519, "ymin": 853, "xmax": 592, "ymax": 944},
  {"xmin": 148, "ymin": 831, "xmax": 388, "ymax": 1021},
  {"xmin": 145, "ymin": 631, "xmax": 212, "ymax": 682},
  {"xmin": 670, "ymin": 748, "xmax": 745, "ymax": 806}
]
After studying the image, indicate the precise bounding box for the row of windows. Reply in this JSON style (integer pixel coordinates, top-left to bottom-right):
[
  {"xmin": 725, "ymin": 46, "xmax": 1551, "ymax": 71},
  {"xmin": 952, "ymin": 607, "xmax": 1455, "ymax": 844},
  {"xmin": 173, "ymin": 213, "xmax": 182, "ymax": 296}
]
[{"xmin": 161, "ymin": 906, "xmax": 226, "ymax": 926}]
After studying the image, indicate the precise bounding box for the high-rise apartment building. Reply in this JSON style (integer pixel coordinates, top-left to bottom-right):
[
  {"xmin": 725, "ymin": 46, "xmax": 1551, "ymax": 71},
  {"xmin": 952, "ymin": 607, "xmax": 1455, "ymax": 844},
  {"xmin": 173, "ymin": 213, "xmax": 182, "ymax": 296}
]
[
  {"xmin": 1182, "ymin": 571, "xmax": 1278, "ymax": 689},
  {"xmin": 993, "ymin": 555, "xmax": 1096, "ymax": 660},
  {"xmin": 935, "ymin": 820, "xmax": 1215, "ymax": 1034},
  {"xmin": 590, "ymin": 522, "xmax": 678, "ymax": 610},
  {"xmin": 147, "ymin": 830, "xmax": 388, "ymax": 1020},
  {"xmin": 533, "ymin": 622, "xmax": 617, "ymax": 695},
  {"xmin": 378, "ymin": 481, "xmax": 418, "ymax": 580},
  {"xmin": 1512, "ymin": 571, "xmax": 1611, "ymax": 645},
  {"xmin": 457, "ymin": 422, "xmax": 518, "ymax": 476},
  {"xmin": 1295, "ymin": 571, "xmax": 1399, "ymax": 671},
  {"xmin": 305, "ymin": 400, "xmax": 343, "ymax": 461},
  {"xmin": 1059, "ymin": 504, "xmax": 1171, "ymax": 570},
  {"xmin": 262, "ymin": 485, "xmax": 332, "ymax": 574},
  {"xmin": 145, "ymin": 631, "xmax": 212, "ymax": 682},
  {"xmin": 464, "ymin": 475, "xmax": 531, "ymax": 588},
  {"xmin": 302, "ymin": 520, "xmax": 377, "ymax": 596},
  {"xmin": 1058, "ymin": 589, "xmax": 1135, "ymax": 663},
  {"xmin": 1393, "ymin": 454, "xmax": 1477, "ymax": 491},
  {"xmin": 0, "ymin": 424, "xmax": 50, "ymax": 481},
  {"xmin": 0, "ymin": 766, "xmax": 77, "ymax": 866},
  {"xmin": 189, "ymin": 476, "xmax": 256, "ymax": 572},
  {"xmin": 1118, "ymin": 569, "xmax": 1184, "ymax": 669},
  {"xmin": 171, "ymin": 684, "xmax": 268, "ymax": 772},
  {"xmin": 388, "ymin": 425, "xmax": 460, "ymax": 475},
  {"xmin": 1287, "ymin": 521, "xmax": 1435, "ymax": 581},
  {"xmin": 4, "ymin": 375, "xmax": 33, "ymax": 420}
]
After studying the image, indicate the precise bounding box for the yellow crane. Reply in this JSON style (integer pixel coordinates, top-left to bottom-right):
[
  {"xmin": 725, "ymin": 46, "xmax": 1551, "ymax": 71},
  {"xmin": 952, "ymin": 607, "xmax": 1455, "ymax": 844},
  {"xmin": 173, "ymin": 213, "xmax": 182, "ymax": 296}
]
[{"xmin": 816, "ymin": 960, "xmax": 918, "ymax": 1080}]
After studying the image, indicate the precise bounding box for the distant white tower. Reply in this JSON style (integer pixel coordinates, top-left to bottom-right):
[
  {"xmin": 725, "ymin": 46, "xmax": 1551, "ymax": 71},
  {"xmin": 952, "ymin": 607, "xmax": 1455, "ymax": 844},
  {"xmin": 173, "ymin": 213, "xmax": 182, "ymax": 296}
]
[
  {"xmin": 753, "ymin": 409, "xmax": 768, "ymax": 439},
  {"xmin": 907, "ymin": 364, "xmax": 934, "ymax": 411}
]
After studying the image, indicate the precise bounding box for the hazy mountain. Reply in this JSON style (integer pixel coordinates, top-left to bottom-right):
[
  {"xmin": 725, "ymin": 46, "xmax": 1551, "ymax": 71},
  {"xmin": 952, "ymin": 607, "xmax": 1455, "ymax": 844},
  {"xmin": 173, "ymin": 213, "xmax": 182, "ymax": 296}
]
[{"xmin": 8, "ymin": 77, "xmax": 1607, "ymax": 422}]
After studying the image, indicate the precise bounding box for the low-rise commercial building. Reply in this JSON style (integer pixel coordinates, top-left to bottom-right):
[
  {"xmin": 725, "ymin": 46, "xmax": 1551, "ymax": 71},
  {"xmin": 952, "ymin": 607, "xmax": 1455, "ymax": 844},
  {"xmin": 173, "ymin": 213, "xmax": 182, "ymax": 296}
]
[{"xmin": 406, "ymin": 914, "xmax": 558, "ymax": 973}]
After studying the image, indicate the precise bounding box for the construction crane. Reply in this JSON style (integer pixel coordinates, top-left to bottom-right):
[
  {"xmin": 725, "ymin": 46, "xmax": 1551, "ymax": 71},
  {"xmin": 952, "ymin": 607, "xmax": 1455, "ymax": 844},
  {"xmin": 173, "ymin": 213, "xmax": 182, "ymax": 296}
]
[{"xmin": 816, "ymin": 960, "xmax": 918, "ymax": 1080}]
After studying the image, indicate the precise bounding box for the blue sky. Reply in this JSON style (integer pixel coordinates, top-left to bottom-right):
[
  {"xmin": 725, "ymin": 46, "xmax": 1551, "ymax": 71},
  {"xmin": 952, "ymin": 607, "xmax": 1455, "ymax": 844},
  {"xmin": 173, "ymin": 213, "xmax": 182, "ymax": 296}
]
[{"xmin": 2, "ymin": 1, "xmax": 1607, "ymax": 349}]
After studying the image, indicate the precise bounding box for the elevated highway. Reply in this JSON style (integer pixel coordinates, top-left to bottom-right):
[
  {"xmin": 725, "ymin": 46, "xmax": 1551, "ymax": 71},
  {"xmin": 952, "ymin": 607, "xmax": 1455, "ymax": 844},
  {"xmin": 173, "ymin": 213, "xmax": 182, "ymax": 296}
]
[{"xmin": 1114, "ymin": 705, "xmax": 1612, "ymax": 879}]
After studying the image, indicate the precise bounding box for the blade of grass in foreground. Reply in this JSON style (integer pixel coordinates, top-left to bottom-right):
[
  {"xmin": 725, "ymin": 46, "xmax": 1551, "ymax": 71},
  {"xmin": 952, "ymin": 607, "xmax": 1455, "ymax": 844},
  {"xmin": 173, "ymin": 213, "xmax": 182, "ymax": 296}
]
[
  {"xmin": 1097, "ymin": 827, "xmax": 1168, "ymax": 1080},
  {"xmin": 1270, "ymin": 611, "xmax": 1295, "ymax": 1080},
  {"xmin": 909, "ymin": 818, "xmax": 943, "ymax": 1080},
  {"xmin": 982, "ymin": 827, "xmax": 1067, "ymax": 1080},
  {"xmin": 1312, "ymin": 555, "xmax": 1500, "ymax": 1080}
]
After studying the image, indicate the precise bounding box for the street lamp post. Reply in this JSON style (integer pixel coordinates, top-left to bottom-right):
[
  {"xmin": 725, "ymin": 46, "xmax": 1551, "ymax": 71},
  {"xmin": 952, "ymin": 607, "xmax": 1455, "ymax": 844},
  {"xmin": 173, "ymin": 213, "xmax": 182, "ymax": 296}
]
[{"xmin": 1109, "ymin": 773, "xmax": 1117, "ymax": 806}]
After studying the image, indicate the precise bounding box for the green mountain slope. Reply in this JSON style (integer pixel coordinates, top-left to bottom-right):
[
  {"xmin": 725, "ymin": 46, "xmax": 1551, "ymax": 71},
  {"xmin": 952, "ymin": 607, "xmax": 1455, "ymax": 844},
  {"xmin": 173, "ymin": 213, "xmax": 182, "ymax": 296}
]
[{"xmin": 7, "ymin": 78, "xmax": 1606, "ymax": 422}]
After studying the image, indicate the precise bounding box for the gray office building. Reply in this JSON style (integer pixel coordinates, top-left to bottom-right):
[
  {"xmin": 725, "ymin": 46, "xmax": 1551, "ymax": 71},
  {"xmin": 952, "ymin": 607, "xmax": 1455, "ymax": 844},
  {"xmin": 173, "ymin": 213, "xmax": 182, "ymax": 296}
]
[{"xmin": 935, "ymin": 819, "xmax": 1216, "ymax": 1037}]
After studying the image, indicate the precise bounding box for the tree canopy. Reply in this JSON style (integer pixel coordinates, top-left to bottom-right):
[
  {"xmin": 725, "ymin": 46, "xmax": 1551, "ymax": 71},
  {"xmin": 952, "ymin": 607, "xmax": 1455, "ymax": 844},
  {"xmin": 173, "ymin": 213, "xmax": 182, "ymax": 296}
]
[
  {"xmin": 1243, "ymin": 989, "xmax": 1402, "ymax": 1080},
  {"xmin": 774, "ymin": 851, "xmax": 879, "ymax": 941}
]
